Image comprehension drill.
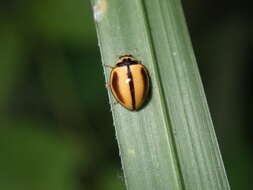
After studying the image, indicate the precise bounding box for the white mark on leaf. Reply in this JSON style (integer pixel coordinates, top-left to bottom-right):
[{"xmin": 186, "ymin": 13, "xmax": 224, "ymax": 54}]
[
  {"xmin": 128, "ymin": 148, "xmax": 136, "ymax": 156},
  {"xmin": 93, "ymin": 0, "xmax": 107, "ymax": 22}
]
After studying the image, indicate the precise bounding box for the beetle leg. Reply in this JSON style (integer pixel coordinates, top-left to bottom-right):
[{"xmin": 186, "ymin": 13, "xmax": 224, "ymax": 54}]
[
  {"xmin": 104, "ymin": 64, "xmax": 114, "ymax": 69},
  {"xmin": 105, "ymin": 82, "xmax": 111, "ymax": 88},
  {"xmin": 112, "ymin": 101, "xmax": 119, "ymax": 105}
]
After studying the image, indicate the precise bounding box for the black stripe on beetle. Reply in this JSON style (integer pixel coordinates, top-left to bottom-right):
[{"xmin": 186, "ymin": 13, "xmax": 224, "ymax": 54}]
[
  {"xmin": 127, "ymin": 65, "xmax": 136, "ymax": 110},
  {"xmin": 141, "ymin": 67, "xmax": 149, "ymax": 99}
]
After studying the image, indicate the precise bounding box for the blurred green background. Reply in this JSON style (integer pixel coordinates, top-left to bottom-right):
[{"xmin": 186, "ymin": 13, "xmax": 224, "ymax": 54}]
[{"xmin": 0, "ymin": 0, "xmax": 252, "ymax": 189}]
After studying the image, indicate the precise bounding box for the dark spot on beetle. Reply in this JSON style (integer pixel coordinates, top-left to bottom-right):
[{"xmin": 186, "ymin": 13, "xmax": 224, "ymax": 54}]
[
  {"xmin": 141, "ymin": 67, "xmax": 149, "ymax": 99},
  {"xmin": 116, "ymin": 59, "xmax": 138, "ymax": 67}
]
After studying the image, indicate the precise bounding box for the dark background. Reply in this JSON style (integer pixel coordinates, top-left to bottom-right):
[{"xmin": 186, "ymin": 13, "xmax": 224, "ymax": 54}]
[{"xmin": 0, "ymin": 0, "xmax": 252, "ymax": 189}]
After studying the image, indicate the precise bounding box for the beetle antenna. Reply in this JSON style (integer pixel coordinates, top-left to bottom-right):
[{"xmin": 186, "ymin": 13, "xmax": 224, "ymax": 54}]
[{"xmin": 118, "ymin": 54, "xmax": 133, "ymax": 59}]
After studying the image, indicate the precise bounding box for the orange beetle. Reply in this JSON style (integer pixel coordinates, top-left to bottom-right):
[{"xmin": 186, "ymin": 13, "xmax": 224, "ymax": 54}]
[{"xmin": 107, "ymin": 54, "xmax": 149, "ymax": 110}]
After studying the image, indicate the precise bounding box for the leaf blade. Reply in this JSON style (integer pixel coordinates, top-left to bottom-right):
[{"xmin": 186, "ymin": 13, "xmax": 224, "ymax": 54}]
[{"xmin": 91, "ymin": 0, "xmax": 230, "ymax": 189}]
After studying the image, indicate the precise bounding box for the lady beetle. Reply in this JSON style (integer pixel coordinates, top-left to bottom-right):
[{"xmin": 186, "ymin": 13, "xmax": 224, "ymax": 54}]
[{"xmin": 107, "ymin": 54, "xmax": 149, "ymax": 110}]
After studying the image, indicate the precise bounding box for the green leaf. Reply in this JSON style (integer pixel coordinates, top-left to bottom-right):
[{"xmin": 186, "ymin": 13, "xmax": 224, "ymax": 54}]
[{"xmin": 90, "ymin": 0, "xmax": 230, "ymax": 189}]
